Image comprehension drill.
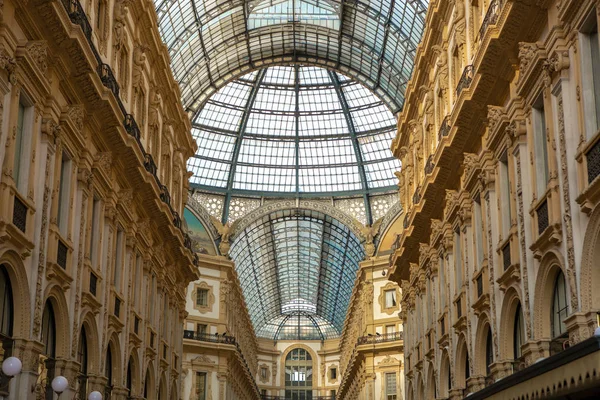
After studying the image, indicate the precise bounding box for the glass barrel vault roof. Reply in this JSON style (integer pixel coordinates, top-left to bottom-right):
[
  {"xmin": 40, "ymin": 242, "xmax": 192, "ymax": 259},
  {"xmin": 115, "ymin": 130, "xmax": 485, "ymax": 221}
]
[
  {"xmin": 188, "ymin": 65, "xmax": 401, "ymax": 195},
  {"xmin": 154, "ymin": 0, "xmax": 429, "ymax": 114},
  {"xmin": 229, "ymin": 209, "xmax": 364, "ymax": 340}
]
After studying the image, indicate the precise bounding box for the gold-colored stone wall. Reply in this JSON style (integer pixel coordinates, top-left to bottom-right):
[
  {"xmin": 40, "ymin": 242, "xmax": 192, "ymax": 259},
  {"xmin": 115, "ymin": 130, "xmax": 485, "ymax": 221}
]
[
  {"xmin": 388, "ymin": 0, "xmax": 600, "ymax": 398},
  {"xmin": 0, "ymin": 0, "xmax": 197, "ymax": 398}
]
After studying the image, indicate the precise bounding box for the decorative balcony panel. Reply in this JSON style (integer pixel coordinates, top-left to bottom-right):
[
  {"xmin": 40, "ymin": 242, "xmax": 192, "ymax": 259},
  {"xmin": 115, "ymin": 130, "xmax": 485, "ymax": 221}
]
[
  {"xmin": 12, "ymin": 195, "xmax": 27, "ymax": 233},
  {"xmin": 438, "ymin": 116, "xmax": 451, "ymax": 142},
  {"xmin": 456, "ymin": 65, "xmax": 474, "ymax": 97},
  {"xmin": 586, "ymin": 138, "xmax": 600, "ymax": 184},
  {"xmin": 537, "ymin": 199, "xmax": 549, "ymax": 235},
  {"xmin": 98, "ymin": 64, "xmax": 119, "ymax": 98},
  {"xmin": 478, "ymin": 0, "xmax": 500, "ymax": 41},
  {"xmin": 57, "ymin": 239, "xmax": 68, "ymax": 269},
  {"xmin": 502, "ymin": 241, "xmax": 511, "ymax": 271},
  {"xmin": 89, "ymin": 271, "xmax": 97, "ymax": 296}
]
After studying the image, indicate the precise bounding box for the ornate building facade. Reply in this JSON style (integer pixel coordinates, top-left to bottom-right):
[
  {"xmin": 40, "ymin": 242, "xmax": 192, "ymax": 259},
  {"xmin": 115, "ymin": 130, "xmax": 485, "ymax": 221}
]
[
  {"xmin": 0, "ymin": 0, "xmax": 198, "ymax": 399},
  {"xmin": 389, "ymin": 0, "xmax": 600, "ymax": 398}
]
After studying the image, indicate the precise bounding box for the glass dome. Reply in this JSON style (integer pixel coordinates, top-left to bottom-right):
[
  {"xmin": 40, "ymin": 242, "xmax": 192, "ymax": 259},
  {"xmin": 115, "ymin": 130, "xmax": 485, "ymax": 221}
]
[{"xmin": 188, "ymin": 65, "xmax": 401, "ymax": 196}]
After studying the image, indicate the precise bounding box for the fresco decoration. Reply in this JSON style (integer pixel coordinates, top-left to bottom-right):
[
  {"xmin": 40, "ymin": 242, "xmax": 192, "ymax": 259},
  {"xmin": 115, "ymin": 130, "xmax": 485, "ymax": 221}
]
[{"xmin": 184, "ymin": 208, "xmax": 217, "ymax": 256}]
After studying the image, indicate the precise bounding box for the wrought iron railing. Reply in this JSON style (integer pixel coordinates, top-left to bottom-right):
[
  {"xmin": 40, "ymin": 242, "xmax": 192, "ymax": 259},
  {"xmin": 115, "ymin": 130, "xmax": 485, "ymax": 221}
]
[
  {"xmin": 425, "ymin": 155, "xmax": 435, "ymax": 175},
  {"xmin": 413, "ymin": 185, "xmax": 421, "ymax": 204},
  {"xmin": 438, "ymin": 116, "xmax": 450, "ymax": 142},
  {"xmin": 357, "ymin": 331, "xmax": 403, "ymax": 345},
  {"xmin": 89, "ymin": 271, "xmax": 97, "ymax": 296},
  {"xmin": 536, "ymin": 199, "xmax": 549, "ymax": 235},
  {"xmin": 57, "ymin": 0, "xmax": 198, "ymax": 265},
  {"xmin": 114, "ymin": 297, "xmax": 121, "ymax": 318},
  {"xmin": 456, "ymin": 65, "xmax": 474, "ymax": 97},
  {"xmin": 12, "ymin": 195, "xmax": 27, "ymax": 232},
  {"xmin": 586, "ymin": 138, "xmax": 600, "ymax": 184},
  {"xmin": 501, "ymin": 241, "xmax": 511, "ymax": 271},
  {"xmin": 476, "ymin": 274, "xmax": 483, "ymax": 299},
  {"xmin": 478, "ymin": 0, "xmax": 500, "ymax": 41},
  {"xmin": 57, "ymin": 239, "xmax": 68, "ymax": 269},
  {"xmin": 183, "ymin": 330, "xmax": 236, "ymax": 345},
  {"xmin": 511, "ymin": 356, "xmax": 526, "ymax": 373}
]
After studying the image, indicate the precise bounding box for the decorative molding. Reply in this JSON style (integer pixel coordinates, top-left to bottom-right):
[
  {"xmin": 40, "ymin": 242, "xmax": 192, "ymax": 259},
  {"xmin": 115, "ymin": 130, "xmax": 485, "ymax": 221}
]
[
  {"xmin": 191, "ymin": 281, "xmax": 215, "ymax": 314},
  {"xmin": 378, "ymin": 282, "xmax": 400, "ymax": 315}
]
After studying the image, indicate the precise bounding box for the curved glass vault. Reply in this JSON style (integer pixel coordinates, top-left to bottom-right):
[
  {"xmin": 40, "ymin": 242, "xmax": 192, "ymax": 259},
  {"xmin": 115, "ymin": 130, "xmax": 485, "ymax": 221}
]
[
  {"xmin": 154, "ymin": 0, "xmax": 428, "ymax": 114},
  {"xmin": 229, "ymin": 209, "xmax": 364, "ymax": 340},
  {"xmin": 188, "ymin": 65, "xmax": 400, "ymax": 196}
]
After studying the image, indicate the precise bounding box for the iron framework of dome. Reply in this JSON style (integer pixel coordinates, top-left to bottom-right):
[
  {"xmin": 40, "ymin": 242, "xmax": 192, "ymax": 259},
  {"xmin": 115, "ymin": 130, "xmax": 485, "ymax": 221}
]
[{"xmin": 229, "ymin": 209, "xmax": 364, "ymax": 340}]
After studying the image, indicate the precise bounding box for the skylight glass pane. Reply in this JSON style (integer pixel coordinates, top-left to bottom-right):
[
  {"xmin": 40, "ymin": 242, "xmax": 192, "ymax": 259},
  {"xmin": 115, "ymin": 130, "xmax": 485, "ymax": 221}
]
[
  {"xmin": 187, "ymin": 157, "xmax": 230, "ymax": 187},
  {"xmin": 299, "ymin": 138, "xmax": 356, "ymax": 166},
  {"xmin": 191, "ymin": 128, "xmax": 236, "ymax": 161},
  {"xmin": 299, "ymin": 165, "xmax": 362, "ymax": 192},
  {"xmin": 238, "ymin": 138, "xmax": 296, "ymax": 166},
  {"xmin": 233, "ymin": 165, "xmax": 296, "ymax": 192},
  {"xmin": 358, "ymin": 129, "xmax": 396, "ymax": 162},
  {"xmin": 364, "ymin": 158, "xmax": 401, "ymax": 188}
]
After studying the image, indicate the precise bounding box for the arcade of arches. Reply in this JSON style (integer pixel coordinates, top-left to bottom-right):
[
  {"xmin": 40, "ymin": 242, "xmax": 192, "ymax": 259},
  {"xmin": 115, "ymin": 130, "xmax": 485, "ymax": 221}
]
[{"xmin": 0, "ymin": 0, "xmax": 599, "ymax": 399}]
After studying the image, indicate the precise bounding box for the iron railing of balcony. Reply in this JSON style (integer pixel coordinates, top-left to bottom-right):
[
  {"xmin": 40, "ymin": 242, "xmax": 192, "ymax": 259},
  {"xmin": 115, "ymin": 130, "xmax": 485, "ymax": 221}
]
[
  {"xmin": 357, "ymin": 331, "xmax": 403, "ymax": 345},
  {"xmin": 502, "ymin": 241, "xmax": 511, "ymax": 271},
  {"xmin": 424, "ymin": 155, "xmax": 435, "ymax": 175},
  {"xmin": 586, "ymin": 138, "xmax": 600, "ymax": 183},
  {"xmin": 12, "ymin": 195, "xmax": 27, "ymax": 233},
  {"xmin": 57, "ymin": 0, "xmax": 198, "ymax": 265},
  {"xmin": 456, "ymin": 65, "xmax": 474, "ymax": 97},
  {"xmin": 478, "ymin": 0, "xmax": 500, "ymax": 41},
  {"xmin": 57, "ymin": 239, "xmax": 68, "ymax": 269},
  {"xmin": 261, "ymin": 396, "xmax": 335, "ymax": 400},
  {"xmin": 536, "ymin": 199, "xmax": 549, "ymax": 235},
  {"xmin": 438, "ymin": 116, "xmax": 451, "ymax": 142},
  {"xmin": 183, "ymin": 330, "xmax": 236, "ymax": 345},
  {"xmin": 412, "ymin": 185, "xmax": 422, "ymax": 204}
]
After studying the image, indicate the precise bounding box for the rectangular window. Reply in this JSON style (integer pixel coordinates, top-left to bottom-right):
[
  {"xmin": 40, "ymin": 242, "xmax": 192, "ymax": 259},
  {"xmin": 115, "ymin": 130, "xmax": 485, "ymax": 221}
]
[
  {"xmin": 384, "ymin": 289, "xmax": 397, "ymax": 308},
  {"xmin": 499, "ymin": 154, "xmax": 511, "ymax": 238},
  {"xmin": 196, "ymin": 324, "xmax": 207, "ymax": 335},
  {"xmin": 196, "ymin": 372, "xmax": 207, "ymax": 400},
  {"xmin": 261, "ymin": 367, "xmax": 268, "ymax": 380},
  {"xmin": 385, "ymin": 373, "xmax": 397, "ymax": 399},
  {"xmin": 533, "ymin": 96, "xmax": 549, "ymax": 195},
  {"xmin": 386, "ymin": 325, "xmax": 396, "ymax": 335},
  {"xmin": 14, "ymin": 102, "xmax": 26, "ymax": 189},
  {"xmin": 57, "ymin": 152, "xmax": 72, "ymax": 235},
  {"xmin": 90, "ymin": 198, "xmax": 101, "ymax": 266},
  {"xmin": 580, "ymin": 13, "xmax": 600, "ymax": 137},
  {"xmin": 474, "ymin": 196, "xmax": 484, "ymax": 266},
  {"xmin": 134, "ymin": 254, "xmax": 142, "ymax": 309},
  {"xmin": 331, "ymin": 368, "xmax": 337, "ymax": 379},
  {"xmin": 113, "ymin": 228, "xmax": 124, "ymax": 291},
  {"xmin": 454, "ymin": 228, "xmax": 462, "ymax": 290},
  {"xmin": 196, "ymin": 289, "xmax": 209, "ymax": 307},
  {"xmin": 439, "ymin": 255, "xmax": 446, "ymax": 309}
]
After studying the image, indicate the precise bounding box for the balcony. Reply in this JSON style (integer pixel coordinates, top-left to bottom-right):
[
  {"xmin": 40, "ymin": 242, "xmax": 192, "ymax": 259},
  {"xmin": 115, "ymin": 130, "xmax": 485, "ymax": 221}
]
[
  {"xmin": 357, "ymin": 331, "xmax": 403, "ymax": 345},
  {"xmin": 456, "ymin": 65, "xmax": 474, "ymax": 97},
  {"xmin": 183, "ymin": 330, "xmax": 236, "ymax": 345},
  {"xmin": 438, "ymin": 116, "xmax": 451, "ymax": 142},
  {"xmin": 478, "ymin": 0, "xmax": 500, "ymax": 41}
]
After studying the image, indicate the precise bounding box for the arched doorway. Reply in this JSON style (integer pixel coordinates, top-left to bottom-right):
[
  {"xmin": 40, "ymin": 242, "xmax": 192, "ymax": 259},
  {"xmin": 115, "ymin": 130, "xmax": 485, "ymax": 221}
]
[
  {"xmin": 0, "ymin": 265, "xmax": 14, "ymax": 357},
  {"xmin": 285, "ymin": 348, "xmax": 313, "ymax": 399},
  {"xmin": 105, "ymin": 346, "xmax": 113, "ymax": 399},
  {"xmin": 126, "ymin": 356, "xmax": 134, "ymax": 397},
  {"xmin": 41, "ymin": 301, "xmax": 57, "ymax": 400},
  {"xmin": 77, "ymin": 327, "xmax": 89, "ymax": 399}
]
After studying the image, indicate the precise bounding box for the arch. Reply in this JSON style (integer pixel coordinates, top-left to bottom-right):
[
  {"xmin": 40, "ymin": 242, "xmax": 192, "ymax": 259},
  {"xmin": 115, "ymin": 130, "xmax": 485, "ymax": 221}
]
[
  {"xmin": 473, "ymin": 313, "xmax": 493, "ymax": 375},
  {"xmin": 498, "ymin": 287, "xmax": 524, "ymax": 360},
  {"xmin": 76, "ymin": 326, "xmax": 89, "ymax": 395},
  {"xmin": 532, "ymin": 251, "xmax": 568, "ymax": 340},
  {"xmin": 439, "ymin": 349, "xmax": 451, "ymax": 397},
  {"xmin": 425, "ymin": 361, "xmax": 436, "ymax": 399},
  {"xmin": 144, "ymin": 362, "xmax": 156, "ymax": 400},
  {"xmin": 416, "ymin": 374, "xmax": 425, "ymax": 400},
  {"xmin": 376, "ymin": 201, "xmax": 404, "ymax": 253},
  {"xmin": 455, "ymin": 334, "xmax": 470, "ymax": 389},
  {"xmin": 42, "ymin": 286, "xmax": 70, "ymax": 358},
  {"xmin": 580, "ymin": 202, "xmax": 600, "ymax": 311},
  {"xmin": 106, "ymin": 332, "xmax": 123, "ymax": 387},
  {"xmin": 279, "ymin": 344, "xmax": 317, "ymax": 393},
  {"xmin": 0, "ymin": 250, "xmax": 30, "ymax": 339},
  {"xmin": 79, "ymin": 312, "xmax": 101, "ymax": 375},
  {"xmin": 169, "ymin": 380, "xmax": 178, "ymax": 400},
  {"xmin": 229, "ymin": 201, "xmax": 365, "ymax": 240},
  {"xmin": 127, "ymin": 348, "xmax": 141, "ymax": 396},
  {"xmin": 158, "ymin": 372, "xmax": 168, "ymax": 400}
]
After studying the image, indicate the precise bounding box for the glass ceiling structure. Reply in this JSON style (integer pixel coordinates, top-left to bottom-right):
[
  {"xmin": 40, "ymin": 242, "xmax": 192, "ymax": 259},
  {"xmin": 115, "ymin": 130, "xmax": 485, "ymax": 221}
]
[
  {"xmin": 188, "ymin": 66, "xmax": 400, "ymax": 202},
  {"xmin": 154, "ymin": 0, "xmax": 428, "ymax": 115},
  {"xmin": 229, "ymin": 209, "xmax": 364, "ymax": 340}
]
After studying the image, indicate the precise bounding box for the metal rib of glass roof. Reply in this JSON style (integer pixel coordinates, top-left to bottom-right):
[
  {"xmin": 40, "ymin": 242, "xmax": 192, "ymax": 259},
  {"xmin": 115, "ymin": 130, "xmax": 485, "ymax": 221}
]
[
  {"xmin": 154, "ymin": 0, "xmax": 428, "ymax": 114},
  {"xmin": 229, "ymin": 209, "xmax": 364, "ymax": 340},
  {"xmin": 188, "ymin": 65, "xmax": 401, "ymax": 206}
]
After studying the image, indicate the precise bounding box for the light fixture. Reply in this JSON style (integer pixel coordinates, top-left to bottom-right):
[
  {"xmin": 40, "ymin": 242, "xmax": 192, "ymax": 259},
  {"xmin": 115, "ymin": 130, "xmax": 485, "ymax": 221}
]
[
  {"xmin": 88, "ymin": 390, "xmax": 103, "ymax": 400},
  {"xmin": 1, "ymin": 357, "xmax": 22, "ymax": 377},
  {"xmin": 51, "ymin": 376, "xmax": 69, "ymax": 394}
]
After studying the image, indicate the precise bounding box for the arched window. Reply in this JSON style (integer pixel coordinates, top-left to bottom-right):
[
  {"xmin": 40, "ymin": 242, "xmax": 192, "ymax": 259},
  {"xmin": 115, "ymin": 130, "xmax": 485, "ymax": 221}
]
[
  {"xmin": 464, "ymin": 350, "xmax": 470, "ymax": 381},
  {"xmin": 144, "ymin": 369, "xmax": 151, "ymax": 399},
  {"xmin": 104, "ymin": 346, "xmax": 113, "ymax": 399},
  {"xmin": 41, "ymin": 301, "xmax": 57, "ymax": 400},
  {"xmin": 485, "ymin": 328, "xmax": 493, "ymax": 376},
  {"xmin": 285, "ymin": 348, "xmax": 313, "ymax": 400},
  {"xmin": 552, "ymin": 270, "xmax": 568, "ymax": 338},
  {"xmin": 77, "ymin": 327, "xmax": 89, "ymax": 398},
  {"xmin": 127, "ymin": 357, "xmax": 133, "ymax": 396},
  {"xmin": 0, "ymin": 265, "xmax": 14, "ymax": 356},
  {"xmin": 513, "ymin": 302, "xmax": 524, "ymax": 359}
]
